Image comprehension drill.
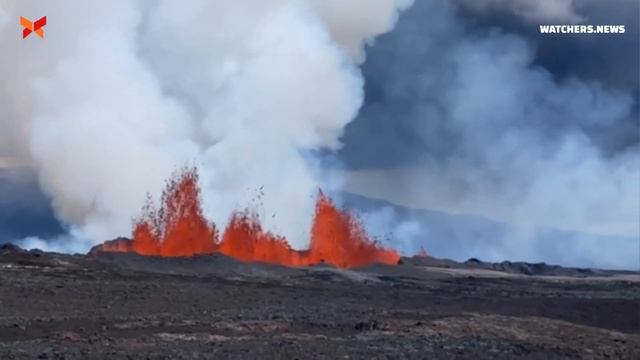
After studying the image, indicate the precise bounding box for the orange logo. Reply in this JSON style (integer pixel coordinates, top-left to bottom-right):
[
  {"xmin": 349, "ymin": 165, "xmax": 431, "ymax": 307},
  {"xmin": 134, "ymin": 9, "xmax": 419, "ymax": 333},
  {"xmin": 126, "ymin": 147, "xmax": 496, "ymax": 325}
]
[{"xmin": 20, "ymin": 16, "xmax": 47, "ymax": 39}]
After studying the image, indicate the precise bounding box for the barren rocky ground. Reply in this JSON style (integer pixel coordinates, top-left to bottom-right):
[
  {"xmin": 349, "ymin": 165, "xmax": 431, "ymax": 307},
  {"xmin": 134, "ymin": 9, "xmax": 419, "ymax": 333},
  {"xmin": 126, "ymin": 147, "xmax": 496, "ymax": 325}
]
[{"xmin": 0, "ymin": 244, "xmax": 638, "ymax": 359}]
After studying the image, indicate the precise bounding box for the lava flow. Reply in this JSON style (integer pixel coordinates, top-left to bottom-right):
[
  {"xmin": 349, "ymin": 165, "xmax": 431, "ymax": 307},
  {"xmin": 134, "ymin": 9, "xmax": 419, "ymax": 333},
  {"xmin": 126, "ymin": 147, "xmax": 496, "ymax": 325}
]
[{"xmin": 94, "ymin": 167, "xmax": 401, "ymax": 268}]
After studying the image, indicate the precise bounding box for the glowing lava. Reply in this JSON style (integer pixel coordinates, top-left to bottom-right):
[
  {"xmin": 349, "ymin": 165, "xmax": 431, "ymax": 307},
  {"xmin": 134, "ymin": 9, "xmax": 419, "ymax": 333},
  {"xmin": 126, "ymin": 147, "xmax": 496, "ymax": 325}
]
[
  {"xmin": 94, "ymin": 167, "xmax": 401, "ymax": 268},
  {"xmin": 97, "ymin": 168, "xmax": 217, "ymax": 257}
]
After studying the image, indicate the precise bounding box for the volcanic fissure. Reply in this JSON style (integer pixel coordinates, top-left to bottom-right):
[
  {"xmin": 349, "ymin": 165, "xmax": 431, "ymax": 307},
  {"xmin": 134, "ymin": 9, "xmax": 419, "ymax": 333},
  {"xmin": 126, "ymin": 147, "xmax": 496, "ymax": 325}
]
[{"xmin": 94, "ymin": 167, "xmax": 401, "ymax": 268}]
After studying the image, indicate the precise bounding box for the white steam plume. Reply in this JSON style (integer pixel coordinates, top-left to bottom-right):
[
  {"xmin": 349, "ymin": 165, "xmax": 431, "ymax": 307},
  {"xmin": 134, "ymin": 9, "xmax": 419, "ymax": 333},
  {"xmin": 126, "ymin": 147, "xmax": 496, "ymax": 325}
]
[{"xmin": 0, "ymin": 0, "xmax": 412, "ymax": 251}]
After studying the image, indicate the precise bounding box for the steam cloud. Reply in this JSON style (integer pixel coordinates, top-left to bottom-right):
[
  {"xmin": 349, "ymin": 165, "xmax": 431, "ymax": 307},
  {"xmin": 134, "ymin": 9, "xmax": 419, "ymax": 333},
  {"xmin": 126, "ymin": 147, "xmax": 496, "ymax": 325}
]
[
  {"xmin": 1, "ymin": 0, "xmax": 637, "ymax": 270},
  {"xmin": 0, "ymin": 0, "xmax": 411, "ymax": 252},
  {"xmin": 340, "ymin": 0, "xmax": 639, "ymax": 268}
]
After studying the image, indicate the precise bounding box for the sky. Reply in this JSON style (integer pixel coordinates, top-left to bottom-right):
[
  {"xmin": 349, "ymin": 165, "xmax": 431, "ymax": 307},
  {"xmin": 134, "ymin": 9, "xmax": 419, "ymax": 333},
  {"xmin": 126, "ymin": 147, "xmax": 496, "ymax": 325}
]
[{"xmin": 0, "ymin": 0, "xmax": 638, "ymax": 269}]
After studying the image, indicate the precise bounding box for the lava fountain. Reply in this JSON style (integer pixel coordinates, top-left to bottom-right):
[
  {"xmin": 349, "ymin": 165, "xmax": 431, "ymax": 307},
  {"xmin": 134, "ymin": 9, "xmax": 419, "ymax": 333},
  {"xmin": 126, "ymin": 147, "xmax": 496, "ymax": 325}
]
[{"xmin": 94, "ymin": 167, "xmax": 401, "ymax": 268}]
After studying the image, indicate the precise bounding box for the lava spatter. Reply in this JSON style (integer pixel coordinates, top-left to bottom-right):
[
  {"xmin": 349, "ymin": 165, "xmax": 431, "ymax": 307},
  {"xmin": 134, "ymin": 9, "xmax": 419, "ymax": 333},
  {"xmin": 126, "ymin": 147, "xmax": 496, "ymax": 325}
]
[{"xmin": 94, "ymin": 167, "xmax": 401, "ymax": 268}]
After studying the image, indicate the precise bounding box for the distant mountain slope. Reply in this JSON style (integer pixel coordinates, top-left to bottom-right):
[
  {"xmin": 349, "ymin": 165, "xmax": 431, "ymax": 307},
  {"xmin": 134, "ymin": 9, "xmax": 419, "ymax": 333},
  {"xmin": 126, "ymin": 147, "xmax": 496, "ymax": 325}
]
[{"xmin": 341, "ymin": 192, "xmax": 638, "ymax": 270}]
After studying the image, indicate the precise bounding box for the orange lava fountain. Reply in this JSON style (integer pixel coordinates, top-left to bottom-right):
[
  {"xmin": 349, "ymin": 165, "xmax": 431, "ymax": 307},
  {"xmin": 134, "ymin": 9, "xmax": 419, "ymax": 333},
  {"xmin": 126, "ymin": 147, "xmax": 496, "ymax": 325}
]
[{"xmin": 95, "ymin": 167, "xmax": 401, "ymax": 268}]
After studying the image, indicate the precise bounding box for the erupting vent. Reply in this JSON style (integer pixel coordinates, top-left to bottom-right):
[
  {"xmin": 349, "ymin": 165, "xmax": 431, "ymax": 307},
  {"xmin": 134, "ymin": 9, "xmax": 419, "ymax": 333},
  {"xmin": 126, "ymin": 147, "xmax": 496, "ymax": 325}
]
[{"xmin": 95, "ymin": 167, "xmax": 400, "ymax": 268}]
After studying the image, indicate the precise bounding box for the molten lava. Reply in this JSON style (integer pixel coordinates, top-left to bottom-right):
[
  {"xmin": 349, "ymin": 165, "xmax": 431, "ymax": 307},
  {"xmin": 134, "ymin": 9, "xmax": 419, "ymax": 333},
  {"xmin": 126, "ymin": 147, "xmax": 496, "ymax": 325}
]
[
  {"xmin": 94, "ymin": 167, "xmax": 401, "ymax": 268},
  {"xmin": 98, "ymin": 168, "xmax": 217, "ymax": 257}
]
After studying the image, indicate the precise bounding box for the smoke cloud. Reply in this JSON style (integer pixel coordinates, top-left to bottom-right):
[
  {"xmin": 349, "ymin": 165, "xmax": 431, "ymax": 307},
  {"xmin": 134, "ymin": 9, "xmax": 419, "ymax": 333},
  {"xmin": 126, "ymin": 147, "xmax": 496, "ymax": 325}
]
[
  {"xmin": 0, "ymin": 0, "xmax": 411, "ymax": 251},
  {"xmin": 456, "ymin": 0, "xmax": 582, "ymax": 23},
  {"xmin": 1, "ymin": 0, "xmax": 637, "ymax": 269},
  {"xmin": 340, "ymin": 0, "xmax": 639, "ymax": 268}
]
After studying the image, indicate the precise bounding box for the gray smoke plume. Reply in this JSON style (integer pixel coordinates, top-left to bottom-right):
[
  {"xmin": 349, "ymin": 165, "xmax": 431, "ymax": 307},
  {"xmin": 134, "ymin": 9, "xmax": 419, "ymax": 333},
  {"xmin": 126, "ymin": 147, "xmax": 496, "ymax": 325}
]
[
  {"xmin": 1, "ymin": 0, "xmax": 637, "ymax": 269},
  {"xmin": 456, "ymin": 0, "xmax": 583, "ymax": 22},
  {"xmin": 340, "ymin": 0, "xmax": 639, "ymax": 268}
]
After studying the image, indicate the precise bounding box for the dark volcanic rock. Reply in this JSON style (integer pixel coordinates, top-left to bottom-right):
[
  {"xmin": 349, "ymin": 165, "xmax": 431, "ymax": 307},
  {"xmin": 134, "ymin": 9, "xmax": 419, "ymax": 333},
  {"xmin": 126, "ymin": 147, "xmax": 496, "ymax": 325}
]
[
  {"xmin": 0, "ymin": 243, "xmax": 22, "ymax": 255},
  {"xmin": 88, "ymin": 237, "xmax": 132, "ymax": 255},
  {"xmin": 400, "ymin": 255, "xmax": 621, "ymax": 277},
  {"xmin": 1, "ymin": 249, "xmax": 638, "ymax": 359}
]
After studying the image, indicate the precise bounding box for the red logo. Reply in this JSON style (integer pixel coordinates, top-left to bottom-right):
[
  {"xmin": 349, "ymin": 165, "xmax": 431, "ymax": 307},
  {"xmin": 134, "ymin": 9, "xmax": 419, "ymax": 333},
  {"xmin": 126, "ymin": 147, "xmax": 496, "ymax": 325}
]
[{"xmin": 21, "ymin": 16, "xmax": 47, "ymax": 39}]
